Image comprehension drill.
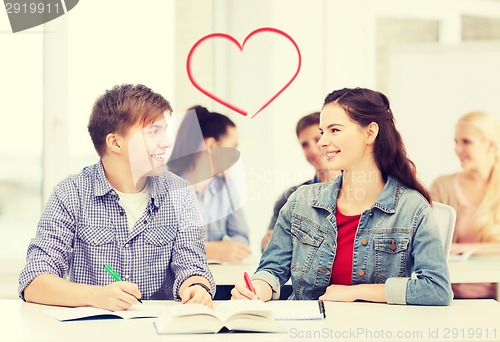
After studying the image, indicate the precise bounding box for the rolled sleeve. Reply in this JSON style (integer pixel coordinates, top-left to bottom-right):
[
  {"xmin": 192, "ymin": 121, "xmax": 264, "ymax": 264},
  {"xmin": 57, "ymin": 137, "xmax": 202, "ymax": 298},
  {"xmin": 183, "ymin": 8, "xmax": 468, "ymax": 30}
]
[
  {"xmin": 252, "ymin": 271, "xmax": 281, "ymax": 300},
  {"xmin": 171, "ymin": 188, "xmax": 215, "ymax": 299},
  {"xmin": 385, "ymin": 277, "xmax": 409, "ymax": 305},
  {"xmin": 253, "ymin": 190, "xmax": 297, "ymax": 300},
  {"xmin": 18, "ymin": 186, "xmax": 75, "ymax": 300}
]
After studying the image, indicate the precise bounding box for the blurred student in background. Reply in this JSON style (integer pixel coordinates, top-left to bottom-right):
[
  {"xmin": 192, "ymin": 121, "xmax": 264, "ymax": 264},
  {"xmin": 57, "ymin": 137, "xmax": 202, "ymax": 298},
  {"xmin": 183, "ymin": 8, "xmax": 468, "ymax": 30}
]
[
  {"xmin": 168, "ymin": 106, "xmax": 251, "ymax": 263},
  {"xmin": 261, "ymin": 112, "xmax": 340, "ymax": 251},
  {"xmin": 430, "ymin": 111, "xmax": 500, "ymax": 299}
]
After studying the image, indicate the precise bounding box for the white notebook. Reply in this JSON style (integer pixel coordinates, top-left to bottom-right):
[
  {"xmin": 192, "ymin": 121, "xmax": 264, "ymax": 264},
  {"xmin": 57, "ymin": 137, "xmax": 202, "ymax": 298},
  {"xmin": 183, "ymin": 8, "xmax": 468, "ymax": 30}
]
[
  {"xmin": 266, "ymin": 300, "xmax": 325, "ymax": 320},
  {"xmin": 45, "ymin": 304, "xmax": 162, "ymax": 321}
]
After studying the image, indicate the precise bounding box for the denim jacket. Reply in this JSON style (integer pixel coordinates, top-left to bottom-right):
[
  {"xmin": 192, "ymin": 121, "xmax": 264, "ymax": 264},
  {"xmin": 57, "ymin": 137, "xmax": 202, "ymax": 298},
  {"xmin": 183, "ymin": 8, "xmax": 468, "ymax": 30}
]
[{"xmin": 254, "ymin": 175, "xmax": 452, "ymax": 305}]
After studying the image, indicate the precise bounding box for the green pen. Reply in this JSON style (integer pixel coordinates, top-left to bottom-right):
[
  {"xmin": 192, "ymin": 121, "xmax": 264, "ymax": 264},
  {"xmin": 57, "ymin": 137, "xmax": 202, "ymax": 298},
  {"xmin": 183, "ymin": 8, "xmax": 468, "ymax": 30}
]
[{"xmin": 103, "ymin": 264, "xmax": 143, "ymax": 303}]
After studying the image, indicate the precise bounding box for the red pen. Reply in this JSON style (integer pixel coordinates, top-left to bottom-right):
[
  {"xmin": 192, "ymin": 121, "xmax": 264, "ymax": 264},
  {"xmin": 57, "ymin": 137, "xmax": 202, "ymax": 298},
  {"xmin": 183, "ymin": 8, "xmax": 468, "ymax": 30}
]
[{"xmin": 243, "ymin": 272, "xmax": 256, "ymax": 295}]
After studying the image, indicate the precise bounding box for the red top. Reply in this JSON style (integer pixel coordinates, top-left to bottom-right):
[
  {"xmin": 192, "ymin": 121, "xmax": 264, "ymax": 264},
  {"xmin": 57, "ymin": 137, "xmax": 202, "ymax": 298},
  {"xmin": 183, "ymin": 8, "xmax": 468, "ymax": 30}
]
[{"xmin": 330, "ymin": 207, "xmax": 360, "ymax": 285}]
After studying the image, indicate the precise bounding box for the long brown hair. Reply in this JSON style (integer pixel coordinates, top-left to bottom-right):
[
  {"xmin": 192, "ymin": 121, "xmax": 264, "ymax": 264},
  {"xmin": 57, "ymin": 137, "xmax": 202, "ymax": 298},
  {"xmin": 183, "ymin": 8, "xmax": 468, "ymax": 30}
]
[{"xmin": 323, "ymin": 87, "xmax": 431, "ymax": 203}]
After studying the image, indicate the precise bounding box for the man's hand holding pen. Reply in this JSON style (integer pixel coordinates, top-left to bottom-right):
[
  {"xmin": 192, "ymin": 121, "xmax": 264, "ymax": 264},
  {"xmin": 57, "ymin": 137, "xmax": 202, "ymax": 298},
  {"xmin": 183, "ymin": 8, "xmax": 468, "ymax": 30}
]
[{"xmin": 89, "ymin": 282, "xmax": 143, "ymax": 312}]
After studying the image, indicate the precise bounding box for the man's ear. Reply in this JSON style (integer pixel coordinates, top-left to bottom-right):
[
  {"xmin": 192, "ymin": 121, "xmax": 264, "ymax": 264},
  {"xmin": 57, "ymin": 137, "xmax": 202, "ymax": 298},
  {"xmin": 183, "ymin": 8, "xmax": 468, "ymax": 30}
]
[
  {"xmin": 204, "ymin": 137, "xmax": 217, "ymax": 150},
  {"xmin": 105, "ymin": 133, "xmax": 122, "ymax": 154},
  {"xmin": 366, "ymin": 122, "xmax": 379, "ymax": 145}
]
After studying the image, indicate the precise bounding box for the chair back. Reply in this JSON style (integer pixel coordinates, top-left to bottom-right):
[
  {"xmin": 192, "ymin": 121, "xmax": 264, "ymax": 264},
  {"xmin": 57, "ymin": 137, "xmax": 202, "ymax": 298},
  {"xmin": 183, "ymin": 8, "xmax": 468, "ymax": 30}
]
[{"xmin": 432, "ymin": 202, "xmax": 456, "ymax": 258}]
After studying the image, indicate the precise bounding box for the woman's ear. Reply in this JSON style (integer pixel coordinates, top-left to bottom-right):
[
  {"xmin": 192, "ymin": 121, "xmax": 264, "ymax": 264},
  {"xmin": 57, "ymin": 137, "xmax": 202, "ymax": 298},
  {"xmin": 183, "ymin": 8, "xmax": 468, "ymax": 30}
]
[
  {"xmin": 366, "ymin": 122, "xmax": 379, "ymax": 145},
  {"xmin": 489, "ymin": 141, "xmax": 498, "ymax": 154},
  {"xmin": 106, "ymin": 133, "xmax": 122, "ymax": 154}
]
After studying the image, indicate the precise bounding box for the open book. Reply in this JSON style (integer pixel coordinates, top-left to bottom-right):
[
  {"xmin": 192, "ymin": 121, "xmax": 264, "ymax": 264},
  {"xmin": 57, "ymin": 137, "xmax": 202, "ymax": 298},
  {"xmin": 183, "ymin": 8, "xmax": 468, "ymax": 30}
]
[
  {"xmin": 154, "ymin": 300, "xmax": 286, "ymax": 334},
  {"xmin": 45, "ymin": 305, "xmax": 162, "ymax": 321}
]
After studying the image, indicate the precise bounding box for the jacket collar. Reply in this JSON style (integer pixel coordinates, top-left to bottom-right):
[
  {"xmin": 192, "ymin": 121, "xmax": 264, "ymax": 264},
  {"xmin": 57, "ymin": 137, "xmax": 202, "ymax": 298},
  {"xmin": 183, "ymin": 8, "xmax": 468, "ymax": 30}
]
[{"xmin": 312, "ymin": 173, "xmax": 403, "ymax": 214}]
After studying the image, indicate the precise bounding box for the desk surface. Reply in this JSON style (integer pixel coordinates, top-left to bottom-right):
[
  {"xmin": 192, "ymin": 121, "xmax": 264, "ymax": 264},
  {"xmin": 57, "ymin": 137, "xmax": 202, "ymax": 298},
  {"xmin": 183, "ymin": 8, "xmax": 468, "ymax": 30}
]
[
  {"xmin": 1, "ymin": 299, "xmax": 499, "ymax": 342},
  {"xmin": 448, "ymin": 256, "xmax": 500, "ymax": 283}
]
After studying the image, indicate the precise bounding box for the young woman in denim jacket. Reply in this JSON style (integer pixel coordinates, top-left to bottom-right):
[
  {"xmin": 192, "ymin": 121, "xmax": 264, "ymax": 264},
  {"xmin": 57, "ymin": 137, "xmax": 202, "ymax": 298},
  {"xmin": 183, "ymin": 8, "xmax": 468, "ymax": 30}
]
[{"xmin": 232, "ymin": 87, "xmax": 453, "ymax": 305}]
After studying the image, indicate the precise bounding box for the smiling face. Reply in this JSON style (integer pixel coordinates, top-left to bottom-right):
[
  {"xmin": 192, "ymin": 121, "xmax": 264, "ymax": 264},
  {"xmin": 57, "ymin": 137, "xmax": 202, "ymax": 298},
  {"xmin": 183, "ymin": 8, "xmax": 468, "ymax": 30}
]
[
  {"xmin": 318, "ymin": 103, "xmax": 374, "ymax": 171},
  {"xmin": 124, "ymin": 115, "xmax": 172, "ymax": 183},
  {"xmin": 298, "ymin": 124, "xmax": 329, "ymax": 172},
  {"xmin": 454, "ymin": 123, "xmax": 494, "ymax": 172}
]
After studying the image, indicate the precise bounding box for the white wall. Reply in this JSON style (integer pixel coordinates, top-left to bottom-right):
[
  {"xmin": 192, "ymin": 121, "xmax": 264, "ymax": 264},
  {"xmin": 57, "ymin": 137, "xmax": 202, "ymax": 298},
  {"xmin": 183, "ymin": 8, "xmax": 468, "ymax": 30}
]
[
  {"xmin": 176, "ymin": 0, "xmax": 380, "ymax": 252},
  {"xmin": 388, "ymin": 42, "xmax": 500, "ymax": 187}
]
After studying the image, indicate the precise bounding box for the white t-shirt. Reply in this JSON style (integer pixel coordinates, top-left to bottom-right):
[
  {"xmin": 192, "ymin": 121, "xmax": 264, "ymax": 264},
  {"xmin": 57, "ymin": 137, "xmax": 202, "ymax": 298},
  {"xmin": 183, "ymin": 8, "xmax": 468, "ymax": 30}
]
[{"xmin": 115, "ymin": 183, "xmax": 151, "ymax": 232}]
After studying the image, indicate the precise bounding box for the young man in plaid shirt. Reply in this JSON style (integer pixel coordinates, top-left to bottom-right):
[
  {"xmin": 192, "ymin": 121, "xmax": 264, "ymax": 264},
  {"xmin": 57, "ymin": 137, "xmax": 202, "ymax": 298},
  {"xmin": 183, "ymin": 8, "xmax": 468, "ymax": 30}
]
[{"xmin": 19, "ymin": 84, "xmax": 215, "ymax": 310}]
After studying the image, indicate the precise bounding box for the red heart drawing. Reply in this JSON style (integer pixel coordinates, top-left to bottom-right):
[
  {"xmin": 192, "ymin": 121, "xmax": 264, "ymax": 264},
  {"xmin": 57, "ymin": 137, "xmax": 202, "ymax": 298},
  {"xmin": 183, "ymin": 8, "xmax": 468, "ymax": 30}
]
[{"xmin": 186, "ymin": 27, "xmax": 301, "ymax": 118}]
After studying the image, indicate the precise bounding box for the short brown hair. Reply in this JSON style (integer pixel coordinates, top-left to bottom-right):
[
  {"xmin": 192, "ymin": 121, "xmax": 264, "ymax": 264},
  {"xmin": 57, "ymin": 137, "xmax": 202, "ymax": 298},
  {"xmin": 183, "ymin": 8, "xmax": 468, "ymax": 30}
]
[
  {"xmin": 296, "ymin": 112, "xmax": 320, "ymax": 138},
  {"xmin": 87, "ymin": 84, "xmax": 172, "ymax": 156}
]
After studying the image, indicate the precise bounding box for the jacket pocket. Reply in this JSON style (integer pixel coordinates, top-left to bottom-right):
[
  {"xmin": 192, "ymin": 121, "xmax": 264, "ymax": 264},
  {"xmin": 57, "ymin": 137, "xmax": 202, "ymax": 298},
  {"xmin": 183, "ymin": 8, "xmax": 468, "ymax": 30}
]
[
  {"xmin": 290, "ymin": 216, "xmax": 324, "ymax": 273},
  {"xmin": 374, "ymin": 236, "xmax": 410, "ymax": 282}
]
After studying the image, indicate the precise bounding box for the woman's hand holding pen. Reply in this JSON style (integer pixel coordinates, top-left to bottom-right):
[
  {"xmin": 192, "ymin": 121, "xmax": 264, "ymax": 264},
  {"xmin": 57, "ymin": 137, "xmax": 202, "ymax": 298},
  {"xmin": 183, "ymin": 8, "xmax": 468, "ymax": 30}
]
[
  {"xmin": 230, "ymin": 279, "xmax": 272, "ymax": 301},
  {"xmin": 89, "ymin": 282, "xmax": 142, "ymax": 311}
]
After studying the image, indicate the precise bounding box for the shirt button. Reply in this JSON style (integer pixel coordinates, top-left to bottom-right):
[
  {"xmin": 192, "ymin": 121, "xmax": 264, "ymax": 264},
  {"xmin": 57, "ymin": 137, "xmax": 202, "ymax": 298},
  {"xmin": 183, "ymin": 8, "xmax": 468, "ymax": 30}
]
[
  {"xmin": 124, "ymin": 243, "xmax": 129, "ymax": 248},
  {"xmin": 358, "ymin": 270, "xmax": 365, "ymax": 276},
  {"xmin": 124, "ymin": 275, "xmax": 130, "ymax": 280},
  {"xmin": 361, "ymin": 238, "xmax": 368, "ymax": 246},
  {"xmin": 92, "ymin": 238, "xmax": 98, "ymax": 244},
  {"xmin": 159, "ymin": 239, "xmax": 164, "ymax": 244},
  {"xmin": 369, "ymin": 212, "xmax": 374, "ymax": 218}
]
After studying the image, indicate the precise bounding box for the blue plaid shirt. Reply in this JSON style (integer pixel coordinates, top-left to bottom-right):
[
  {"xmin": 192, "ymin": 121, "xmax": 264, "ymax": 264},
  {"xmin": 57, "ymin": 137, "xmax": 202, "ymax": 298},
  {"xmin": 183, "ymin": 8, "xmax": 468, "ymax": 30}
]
[{"xmin": 18, "ymin": 161, "xmax": 215, "ymax": 301}]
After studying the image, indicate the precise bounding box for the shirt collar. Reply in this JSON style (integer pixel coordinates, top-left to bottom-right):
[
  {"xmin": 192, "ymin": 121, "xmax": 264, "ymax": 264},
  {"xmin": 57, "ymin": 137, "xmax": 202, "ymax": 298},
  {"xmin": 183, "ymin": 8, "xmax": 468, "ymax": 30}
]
[
  {"xmin": 148, "ymin": 176, "xmax": 166, "ymax": 210},
  {"xmin": 93, "ymin": 160, "xmax": 115, "ymax": 197},
  {"xmin": 93, "ymin": 160, "xmax": 168, "ymax": 211}
]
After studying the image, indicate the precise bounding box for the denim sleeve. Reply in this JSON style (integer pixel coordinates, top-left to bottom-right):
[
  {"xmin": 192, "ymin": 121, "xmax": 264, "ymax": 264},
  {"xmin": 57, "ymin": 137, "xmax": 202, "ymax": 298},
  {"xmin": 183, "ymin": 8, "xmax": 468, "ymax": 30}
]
[
  {"xmin": 18, "ymin": 185, "xmax": 76, "ymax": 300},
  {"xmin": 226, "ymin": 208, "xmax": 250, "ymax": 245},
  {"xmin": 170, "ymin": 187, "xmax": 216, "ymax": 299},
  {"xmin": 386, "ymin": 205, "xmax": 453, "ymax": 306},
  {"xmin": 253, "ymin": 190, "xmax": 297, "ymax": 299},
  {"xmin": 267, "ymin": 193, "xmax": 288, "ymax": 232}
]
